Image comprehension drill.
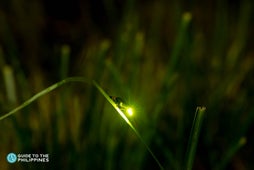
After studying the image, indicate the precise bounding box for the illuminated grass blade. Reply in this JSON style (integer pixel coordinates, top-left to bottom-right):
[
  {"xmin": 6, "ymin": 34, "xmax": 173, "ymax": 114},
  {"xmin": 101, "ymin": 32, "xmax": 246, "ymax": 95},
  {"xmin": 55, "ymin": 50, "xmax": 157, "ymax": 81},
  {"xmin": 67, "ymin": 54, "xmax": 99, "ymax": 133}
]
[
  {"xmin": 0, "ymin": 77, "xmax": 164, "ymax": 169},
  {"xmin": 184, "ymin": 107, "xmax": 206, "ymax": 170},
  {"xmin": 93, "ymin": 81, "xmax": 164, "ymax": 170},
  {"xmin": 0, "ymin": 77, "xmax": 89, "ymax": 121}
]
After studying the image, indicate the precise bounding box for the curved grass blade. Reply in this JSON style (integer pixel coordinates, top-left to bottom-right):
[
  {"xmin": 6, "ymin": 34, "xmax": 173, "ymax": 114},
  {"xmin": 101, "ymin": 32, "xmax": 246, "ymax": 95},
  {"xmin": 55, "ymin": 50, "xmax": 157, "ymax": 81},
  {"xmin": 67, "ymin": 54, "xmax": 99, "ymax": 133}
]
[
  {"xmin": 0, "ymin": 77, "xmax": 90, "ymax": 121},
  {"xmin": 0, "ymin": 77, "xmax": 164, "ymax": 169},
  {"xmin": 93, "ymin": 80, "xmax": 165, "ymax": 170}
]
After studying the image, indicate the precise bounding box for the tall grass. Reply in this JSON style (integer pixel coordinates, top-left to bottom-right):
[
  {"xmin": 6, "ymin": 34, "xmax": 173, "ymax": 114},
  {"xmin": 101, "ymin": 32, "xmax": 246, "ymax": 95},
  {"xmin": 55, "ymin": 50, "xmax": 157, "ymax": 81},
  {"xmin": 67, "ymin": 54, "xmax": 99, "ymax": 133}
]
[{"xmin": 0, "ymin": 0, "xmax": 253, "ymax": 169}]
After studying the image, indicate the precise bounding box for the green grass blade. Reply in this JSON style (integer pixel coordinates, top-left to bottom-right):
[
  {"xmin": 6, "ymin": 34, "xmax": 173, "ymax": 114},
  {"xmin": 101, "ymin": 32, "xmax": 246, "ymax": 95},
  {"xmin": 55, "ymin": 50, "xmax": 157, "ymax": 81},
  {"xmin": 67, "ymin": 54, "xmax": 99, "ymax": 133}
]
[
  {"xmin": 93, "ymin": 80, "xmax": 164, "ymax": 170},
  {"xmin": 60, "ymin": 45, "xmax": 70, "ymax": 79},
  {"xmin": 214, "ymin": 137, "xmax": 246, "ymax": 170},
  {"xmin": 0, "ymin": 77, "xmax": 89, "ymax": 121},
  {"xmin": 184, "ymin": 106, "xmax": 206, "ymax": 170},
  {"xmin": 1, "ymin": 77, "xmax": 164, "ymax": 169}
]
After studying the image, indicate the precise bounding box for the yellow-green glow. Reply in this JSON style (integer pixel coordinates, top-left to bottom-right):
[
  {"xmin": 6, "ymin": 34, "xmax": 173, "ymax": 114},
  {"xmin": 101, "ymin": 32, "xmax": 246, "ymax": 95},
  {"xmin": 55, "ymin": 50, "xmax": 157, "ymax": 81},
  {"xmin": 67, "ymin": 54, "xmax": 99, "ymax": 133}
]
[
  {"xmin": 92, "ymin": 81, "xmax": 133, "ymax": 128},
  {"xmin": 126, "ymin": 107, "xmax": 133, "ymax": 116},
  {"xmin": 93, "ymin": 81, "xmax": 164, "ymax": 170},
  {"xmin": 1, "ymin": 78, "xmax": 164, "ymax": 170}
]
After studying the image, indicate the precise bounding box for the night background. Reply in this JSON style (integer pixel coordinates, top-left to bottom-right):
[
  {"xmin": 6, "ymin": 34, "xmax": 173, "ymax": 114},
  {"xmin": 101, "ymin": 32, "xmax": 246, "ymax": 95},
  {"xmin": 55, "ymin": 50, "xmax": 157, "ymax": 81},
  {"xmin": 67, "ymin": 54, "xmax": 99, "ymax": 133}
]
[{"xmin": 0, "ymin": 0, "xmax": 254, "ymax": 169}]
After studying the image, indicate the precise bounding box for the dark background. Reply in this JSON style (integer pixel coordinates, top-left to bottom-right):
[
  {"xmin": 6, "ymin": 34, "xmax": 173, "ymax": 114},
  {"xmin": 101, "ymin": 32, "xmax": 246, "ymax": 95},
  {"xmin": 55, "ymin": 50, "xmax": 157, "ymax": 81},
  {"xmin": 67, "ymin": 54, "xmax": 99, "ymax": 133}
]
[{"xmin": 0, "ymin": 0, "xmax": 254, "ymax": 169}]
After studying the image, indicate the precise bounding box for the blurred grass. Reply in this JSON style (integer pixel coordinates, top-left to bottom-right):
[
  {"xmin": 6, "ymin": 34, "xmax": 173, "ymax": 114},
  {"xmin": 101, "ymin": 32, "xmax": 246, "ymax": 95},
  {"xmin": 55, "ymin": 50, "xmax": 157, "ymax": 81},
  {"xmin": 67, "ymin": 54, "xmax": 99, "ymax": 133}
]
[
  {"xmin": 184, "ymin": 107, "xmax": 206, "ymax": 170},
  {"xmin": 0, "ymin": 0, "xmax": 254, "ymax": 169}
]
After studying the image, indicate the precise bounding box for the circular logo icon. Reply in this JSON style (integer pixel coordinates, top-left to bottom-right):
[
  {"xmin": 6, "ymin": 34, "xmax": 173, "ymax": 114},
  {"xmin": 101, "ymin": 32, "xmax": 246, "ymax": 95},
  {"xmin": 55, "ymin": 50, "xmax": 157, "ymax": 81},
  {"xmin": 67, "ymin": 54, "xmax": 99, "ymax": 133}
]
[{"xmin": 6, "ymin": 153, "xmax": 17, "ymax": 163}]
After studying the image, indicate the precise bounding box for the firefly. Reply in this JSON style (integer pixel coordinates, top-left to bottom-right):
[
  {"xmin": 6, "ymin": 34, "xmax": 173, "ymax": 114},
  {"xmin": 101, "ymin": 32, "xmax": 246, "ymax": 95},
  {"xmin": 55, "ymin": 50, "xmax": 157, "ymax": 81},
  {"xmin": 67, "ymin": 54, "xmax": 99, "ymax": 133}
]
[{"xmin": 110, "ymin": 96, "xmax": 134, "ymax": 117}]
